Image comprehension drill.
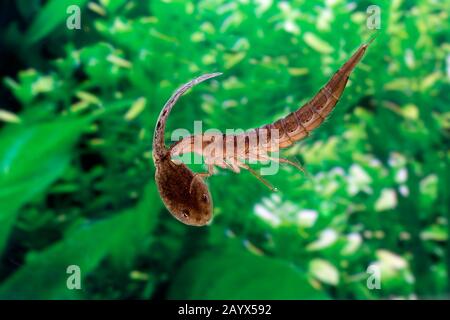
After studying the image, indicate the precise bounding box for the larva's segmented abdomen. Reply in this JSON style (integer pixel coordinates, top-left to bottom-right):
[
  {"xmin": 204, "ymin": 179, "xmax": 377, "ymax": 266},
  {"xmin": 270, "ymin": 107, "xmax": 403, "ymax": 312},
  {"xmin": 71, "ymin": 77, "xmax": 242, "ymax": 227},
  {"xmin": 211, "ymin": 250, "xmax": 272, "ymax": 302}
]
[
  {"xmin": 168, "ymin": 39, "xmax": 374, "ymax": 164},
  {"xmin": 254, "ymin": 41, "xmax": 371, "ymax": 151}
]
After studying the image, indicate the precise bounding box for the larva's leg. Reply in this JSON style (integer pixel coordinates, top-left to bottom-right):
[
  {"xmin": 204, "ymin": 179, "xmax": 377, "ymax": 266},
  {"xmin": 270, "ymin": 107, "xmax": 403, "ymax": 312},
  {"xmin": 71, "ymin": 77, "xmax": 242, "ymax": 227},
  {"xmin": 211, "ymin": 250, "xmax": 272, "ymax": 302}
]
[
  {"xmin": 245, "ymin": 152, "xmax": 269, "ymax": 165},
  {"xmin": 236, "ymin": 160, "xmax": 277, "ymax": 192},
  {"xmin": 250, "ymin": 153, "xmax": 308, "ymax": 176},
  {"xmin": 273, "ymin": 157, "xmax": 307, "ymax": 174},
  {"xmin": 223, "ymin": 158, "xmax": 241, "ymax": 173},
  {"xmin": 189, "ymin": 164, "xmax": 215, "ymax": 193}
]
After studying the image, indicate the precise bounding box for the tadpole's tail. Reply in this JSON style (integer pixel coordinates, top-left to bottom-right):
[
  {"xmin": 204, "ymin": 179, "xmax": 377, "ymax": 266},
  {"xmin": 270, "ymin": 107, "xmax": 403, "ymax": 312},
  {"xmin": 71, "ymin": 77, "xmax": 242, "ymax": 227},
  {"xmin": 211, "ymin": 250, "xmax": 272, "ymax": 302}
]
[
  {"xmin": 152, "ymin": 72, "xmax": 222, "ymax": 161},
  {"xmin": 258, "ymin": 38, "xmax": 375, "ymax": 149}
]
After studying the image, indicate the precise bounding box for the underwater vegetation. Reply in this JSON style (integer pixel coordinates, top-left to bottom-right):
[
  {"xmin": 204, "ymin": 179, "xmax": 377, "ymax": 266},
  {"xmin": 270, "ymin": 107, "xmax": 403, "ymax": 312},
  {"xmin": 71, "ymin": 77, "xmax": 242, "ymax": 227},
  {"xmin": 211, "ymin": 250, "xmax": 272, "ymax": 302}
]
[{"xmin": 0, "ymin": 0, "xmax": 448, "ymax": 299}]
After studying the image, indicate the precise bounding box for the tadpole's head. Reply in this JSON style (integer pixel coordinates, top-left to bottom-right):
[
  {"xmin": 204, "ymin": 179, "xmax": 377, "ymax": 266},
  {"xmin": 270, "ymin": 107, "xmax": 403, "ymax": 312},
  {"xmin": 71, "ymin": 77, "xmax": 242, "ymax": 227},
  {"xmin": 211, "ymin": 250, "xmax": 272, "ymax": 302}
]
[
  {"xmin": 153, "ymin": 73, "xmax": 221, "ymax": 226},
  {"xmin": 155, "ymin": 159, "xmax": 213, "ymax": 227}
]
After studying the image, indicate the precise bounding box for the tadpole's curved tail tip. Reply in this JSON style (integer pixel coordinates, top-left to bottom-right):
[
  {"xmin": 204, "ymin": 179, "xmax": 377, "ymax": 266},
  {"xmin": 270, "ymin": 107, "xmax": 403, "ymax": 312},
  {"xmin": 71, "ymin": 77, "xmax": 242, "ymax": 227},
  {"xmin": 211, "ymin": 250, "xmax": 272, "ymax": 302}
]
[
  {"xmin": 207, "ymin": 72, "xmax": 223, "ymax": 78},
  {"xmin": 365, "ymin": 31, "xmax": 380, "ymax": 46},
  {"xmin": 195, "ymin": 72, "xmax": 223, "ymax": 83}
]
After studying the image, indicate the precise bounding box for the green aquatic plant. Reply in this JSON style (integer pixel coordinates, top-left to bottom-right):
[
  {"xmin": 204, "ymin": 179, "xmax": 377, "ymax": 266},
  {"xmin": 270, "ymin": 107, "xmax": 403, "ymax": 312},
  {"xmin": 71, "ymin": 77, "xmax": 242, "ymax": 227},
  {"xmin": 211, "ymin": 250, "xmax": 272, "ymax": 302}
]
[{"xmin": 0, "ymin": 0, "xmax": 448, "ymax": 299}]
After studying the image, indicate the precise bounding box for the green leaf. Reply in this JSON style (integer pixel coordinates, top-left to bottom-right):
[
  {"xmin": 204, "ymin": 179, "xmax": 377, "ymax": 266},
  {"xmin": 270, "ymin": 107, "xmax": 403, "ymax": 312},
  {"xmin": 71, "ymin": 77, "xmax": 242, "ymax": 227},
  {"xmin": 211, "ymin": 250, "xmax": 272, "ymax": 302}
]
[
  {"xmin": 169, "ymin": 250, "xmax": 329, "ymax": 299},
  {"xmin": 99, "ymin": 0, "xmax": 127, "ymax": 13},
  {"xmin": 0, "ymin": 117, "xmax": 89, "ymax": 255},
  {"xmin": 308, "ymin": 259, "xmax": 340, "ymax": 286},
  {"xmin": 420, "ymin": 225, "xmax": 448, "ymax": 242},
  {"xmin": 0, "ymin": 183, "xmax": 159, "ymax": 299},
  {"xmin": 26, "ymin": 0, "xmax": 89, "ymax": 44},
  {"xmin": 303, "ymin": 32, "xmax": 334, "ymax": 54}
]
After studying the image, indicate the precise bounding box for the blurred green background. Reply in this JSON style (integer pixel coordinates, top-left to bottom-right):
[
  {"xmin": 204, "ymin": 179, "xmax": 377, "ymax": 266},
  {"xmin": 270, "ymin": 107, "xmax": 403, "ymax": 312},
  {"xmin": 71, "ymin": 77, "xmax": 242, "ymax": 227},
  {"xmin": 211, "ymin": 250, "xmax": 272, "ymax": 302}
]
[{"xmin": 0, "ymin": 0, "xmax": 448, "ymax": 299}]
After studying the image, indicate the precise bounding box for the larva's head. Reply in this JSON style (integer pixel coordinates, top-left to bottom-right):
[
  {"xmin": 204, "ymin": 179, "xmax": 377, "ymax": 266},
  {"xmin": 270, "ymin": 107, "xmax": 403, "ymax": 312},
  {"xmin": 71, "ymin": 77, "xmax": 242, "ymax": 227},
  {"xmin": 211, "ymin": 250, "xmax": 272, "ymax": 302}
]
[
  {"xmin": 170, "ymin": 134, "xmax": 220, "ymax": 160},
  {"xmin": 155, "ymin": 158, "xmax": 212, "ymax": 226}
]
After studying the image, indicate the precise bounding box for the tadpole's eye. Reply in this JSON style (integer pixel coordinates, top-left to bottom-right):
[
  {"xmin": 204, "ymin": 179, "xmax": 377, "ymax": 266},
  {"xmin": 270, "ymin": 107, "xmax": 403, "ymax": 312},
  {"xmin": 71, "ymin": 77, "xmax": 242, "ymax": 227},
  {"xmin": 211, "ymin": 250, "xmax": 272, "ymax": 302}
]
[
  {"xmin": 201, "ymin": 194, "xmax": 209, "ymax": 203},
  {"xmin": 182, "ymin": 209, "xmax": 190, "ymax": 218}
]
